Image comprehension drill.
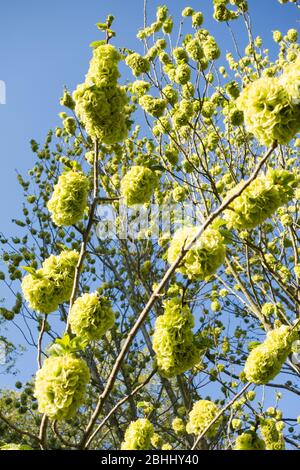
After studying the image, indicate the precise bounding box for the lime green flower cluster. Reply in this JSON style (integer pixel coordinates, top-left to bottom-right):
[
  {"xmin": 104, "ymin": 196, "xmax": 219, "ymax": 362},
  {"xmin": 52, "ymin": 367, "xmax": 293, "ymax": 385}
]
[
  {"xmin": 213, "ymin": 0, "xmax": 248, "ymax": 22},
  {"xmin": 47, "ymin": 170, "xmax": 89, "ymax": 226},
  {"xmin": 244, "ymin": 325, "xmax": 298, "ymax": 384},
  {"xmin": 167, "ymin": 226, "xmax": 226, "ymax": 280},
  {"xmin": 74, "ymin": 82, "xmax": 128, "ymax": 145},
  {"xmin": 74, "ymin": 44, "xmax": 129, "ymax": 144},
  {"xmin": 186, "ymin": 400, "xmax": 222, "ymax": 439},
  {"xmin": 34, "ymin": 354, "xmax": 90, "ymax": 421},
  {"xmin": 162, "ymin": 84, "xmax": 178, "ymax": 105},
  {"xmin": 280, "ymin": 56, "xmax": 300, "ymax": 105},
  {"xmin": 63, "ymin": 117, "xmax": 76, "ymax": 136},
  {"xmin": 224, "ymin": 169, "xmax": 298, "ymax": 230},
  {"xmin": 121, "ymin": 418, "xmax": 154, "ymax": 450},
  {"xmin": 234, "ymin": 431, "xmax": 265, "ymax": 450},
  {"xmin": 22, "ymin": 250, "xmax": 79, "ymax": 314},
  {"xmin": 260, "ymin": 418, "xmax": 285, "ymax": 450},
  {"xmin": 131, "ymin": 80, "xmax": 151, "ymax": 97},
  {"xmin": 86, "ymin": 44, "xmax": 121, "ymax": 87},
  {"xmin": 237, "ymin": 76, "xmax": 300, "ymax": 145},
  {"xmin": 152, "ymin": 298, "xmax": 200, "ymax": 378},
  {"xmin": 186, "ymin": 38, "xmax": 204, "ymax": 62},
  {"xmin": 202, "ymin": 36, "xmax": 221, "ymax": 61},
  {"xmin": 125, "ymin": 53, "xmax": 150, "ymax": 77},
  {"xmin": 69, "ymin": 292, "xmax": 115, "ymax": 341},
  {"xmin": 172, "ymin": 417, "xmax": 186, "ymax": 434},
  {"xmin": 121, "ymin": 166, "xmax": 159, "ymax": 206},
  {"xmin": 0, "ymin": 444, "xmax": 33, "ymax": 450},
  {"xmin": 139, "ymin": 95, "xmax": 167, "ymax": 118}
]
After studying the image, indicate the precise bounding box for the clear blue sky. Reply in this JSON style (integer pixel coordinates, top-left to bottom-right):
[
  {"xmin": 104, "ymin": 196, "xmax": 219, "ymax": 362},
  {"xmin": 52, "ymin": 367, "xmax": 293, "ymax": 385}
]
[{"xmin": 0, "ymin": 0, "xmax": 298, "ymax": 412}]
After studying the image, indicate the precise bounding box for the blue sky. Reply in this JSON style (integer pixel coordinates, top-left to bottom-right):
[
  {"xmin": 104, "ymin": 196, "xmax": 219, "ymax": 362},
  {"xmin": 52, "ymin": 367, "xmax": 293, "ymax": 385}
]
[{"xmin": 0, "ymin": 0, "xmax": 299, "ymax": 414}]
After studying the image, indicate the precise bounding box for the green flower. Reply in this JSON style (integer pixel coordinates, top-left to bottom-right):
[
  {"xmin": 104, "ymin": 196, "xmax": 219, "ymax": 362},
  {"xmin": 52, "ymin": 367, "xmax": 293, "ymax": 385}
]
[
  {"xmin": 167, "ymin": 226, "xmax": 226, "ymax": 280},
  {"xmin": 152, "ymin": 298, "xmax": 200, "ymax": 378},
  {"xmin": 131, "ymin": 80, "xmax": 151, "ymax": 97},
  {"xmin": 121, "ymin": 166, "xmax": 159, "ymax": 206},
  {"xmin": 34, "ymin": 354, "xmax": 90, "ymax": 421},
  {"xmin": 86, "ymin": 44, "xmax": 121, "ymax": 87},
  {"xmin": 280, "ymin": 55, "xmax": 300, "ymax": 105},
  {"xmin": 172, "ymin": 417, "xmax": 186, "ymax": 434},
  {"xmin": 69, "ymin": 292, "xmax": 115, "ymax": 341},
  {"xmin": 74, "ymin": 82, "xmax": 129, "ymax": 144},
  {"xmin": 244, "ymin": 325, "xmax": 298, "ymax": 384},
  {"xmin": 74, "ymin": 43, "xmax": 130, "ymax": 144},
  {"xmin": 234, "ymin": 431, "xmax": 265, "ymax": 450},
  {"xmin": 125, "ymin": 53, "xmax": 150, "ymax": 77},
  {"xmin": 224, "ymin": 169, "xmax": 298, "ymax": 230},
  {"xmin": 47, "ymin": 170, "xmax": 89, "ymax": 226},
  {"xmin": 121, "ymin": 418, "xmax": 154, "ymax": 450},
  {"xmin": 186, "ymin": 38, "xmax": 204, "ymax": 62},
  {"xmin": 260, "ymin": 418, "xmax": 285, "ymax": 450},
  {"xmin": 186, "ymin": 400, "xmax": 222, "ymax": 439},
  {"xmin": 22, "ymin": 250, "xmax": 79, "ymax": 314},
  {"xmin": 139, "ymin": 95, "xmax": 167, "ymax": 118},
  {"xmin": 237, "ymin": 75, "xmax": 300, "ymax": 145}
]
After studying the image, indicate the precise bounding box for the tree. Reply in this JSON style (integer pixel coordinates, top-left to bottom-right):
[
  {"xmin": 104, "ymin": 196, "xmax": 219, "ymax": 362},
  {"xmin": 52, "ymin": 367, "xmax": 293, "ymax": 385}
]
[{"xmin": 0, "ymin": 0, "xmax": 300, "ymax": 451}]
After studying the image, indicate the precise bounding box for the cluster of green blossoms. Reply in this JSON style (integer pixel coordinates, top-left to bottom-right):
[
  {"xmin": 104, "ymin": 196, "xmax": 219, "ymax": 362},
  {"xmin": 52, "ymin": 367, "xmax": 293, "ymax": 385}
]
[
  {"xmin": 167, "ymin": 226, "xmax": 226, "ymax": 280},
  {"xmin": 186, "ymin": 400, "xmax": 222, "ymax": 439},
  {"xmin": 152, "ymin": 298, "xmax": 200, "ymax": 378},
  {"xmin": 233, "ymin": 431, "xmax": 265, "ymax": 450},
  {"xmin": 34, "ymin": 354, "xmax": 90, "ymax": 421},
  {"xmin": 280, "ymin": 56, "xmax": 300, "ymax": 105},
  {"xmin": 121, "ymin": 418, "xmax": 154, "ymax": 450},
  {"xmin": 47, "ymin": 170, "xmax": 89, "ymax": 226},
  {"xmin": 21, "ymin": 250, "xmax": 79, "ymax": 314},
  {"xmin": 213, "ymin": 0, "xmax": 248, "ymax": 22},
  {"xmin": 69, "ymin": 292, "xmax": 115, "ymax": 341},
  {"xmin": 237, "ymin": 71, "xmax": 300, "ymax": 146},
  {"xmin": 172, "ymin": 417, "xmax": 186, "ymax": 434},
  {"xmin": 259, "ymin": 419, "xmax": 285, "ymax": 450},
  {"xmin": 224, "ymin": 169, "xmax": 298, "ymax": 230},
  {"xmin": 120, "ymin": 166, "xmax": 160, "ymax": 206},
  {"xmin": 125, "ymin": 53, "xmax": 150, "ymax": 77},
  {"xmin": 244, "ymin": 325, "xmax": 298, "ymax": 384},
  {"xmin": 74, "ymin": 44, "xmax": 129, "ymax": 144}
]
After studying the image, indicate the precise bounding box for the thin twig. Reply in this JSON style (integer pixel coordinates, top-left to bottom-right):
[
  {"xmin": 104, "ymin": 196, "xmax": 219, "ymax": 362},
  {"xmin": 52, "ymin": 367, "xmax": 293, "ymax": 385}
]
[{"xmin": 84, "ymin": 368, "xmax": 157, "ymax": 448}]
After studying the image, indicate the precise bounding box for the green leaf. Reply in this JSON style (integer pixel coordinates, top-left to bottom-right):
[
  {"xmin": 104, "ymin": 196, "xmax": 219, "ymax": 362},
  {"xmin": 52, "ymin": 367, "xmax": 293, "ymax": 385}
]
[
  {"xmin": 90, "ymin": 40, "xmax": 106, "ymax": 48},
  {"xmin": 96, "ymin": 22, "xmax": 108, "ymax": 30},
  {"xmin": 20, "ymin": 266, "xmax": 43, "ymax": 279}
]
